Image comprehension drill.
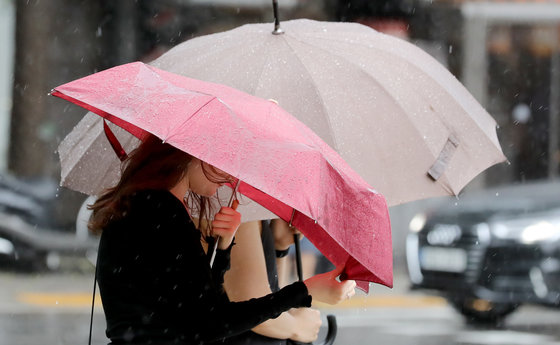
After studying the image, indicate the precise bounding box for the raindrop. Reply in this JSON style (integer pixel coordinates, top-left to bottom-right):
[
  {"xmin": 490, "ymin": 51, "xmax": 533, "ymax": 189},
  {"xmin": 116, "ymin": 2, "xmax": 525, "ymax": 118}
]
[
  {"xmin": 448, "ymin": 45, "xmax": 453, "ymax": 54},
  {"xmin": 96, "ymin": 27, "xmax": 102, "ymax": 37},
  {"xmin": 495, "ymin": 192, "xmax": 499, "ymax": 197}
]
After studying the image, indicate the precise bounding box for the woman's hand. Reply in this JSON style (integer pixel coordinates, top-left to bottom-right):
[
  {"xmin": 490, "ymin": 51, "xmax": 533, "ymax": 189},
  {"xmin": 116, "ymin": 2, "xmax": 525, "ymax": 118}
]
[
  {"xmin": 212, "ymin": 201, "xmax": 241, "ymax": 249},
  {"xmin": 288, "ymin": 307, "xmax": 322, "ymax": 343},
  {"xmin": 303, "ymin": 265, "xmax": 357, "ymax": 305},
  {"xmin": 225, "ymin": 221, "xmax": 316, "ymax": 341},
  {"xmin": 271, "ymin": 218, "xmax": 298, "ymax": 250}
]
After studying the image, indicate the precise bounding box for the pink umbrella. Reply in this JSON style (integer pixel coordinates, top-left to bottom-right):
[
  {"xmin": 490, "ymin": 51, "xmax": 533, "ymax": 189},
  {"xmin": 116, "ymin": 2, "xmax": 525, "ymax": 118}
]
[{"xmin": 52, "ymin": 62, "xmax": 392, "ymax": 290}]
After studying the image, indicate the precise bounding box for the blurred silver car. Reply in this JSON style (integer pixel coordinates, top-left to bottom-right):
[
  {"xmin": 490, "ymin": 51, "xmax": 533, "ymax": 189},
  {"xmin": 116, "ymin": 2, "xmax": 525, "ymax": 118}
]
[
  {"xmin": 406, "ymin": 180, "xmax": 560, "ymax": 324},
  {"xmin": 0, "ymin": 174, "xmax": 96, "ymax": 271}
]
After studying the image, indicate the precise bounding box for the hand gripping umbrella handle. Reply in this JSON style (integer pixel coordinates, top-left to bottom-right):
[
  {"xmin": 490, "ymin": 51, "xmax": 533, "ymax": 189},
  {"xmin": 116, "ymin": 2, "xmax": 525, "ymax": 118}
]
[
  {"xmin": 292, "ymin": 233, "xmax": 338, "ymax": 345},
  {"xmin": 209, "ymin": 181, "xmax": 240, "ymax": 268}
]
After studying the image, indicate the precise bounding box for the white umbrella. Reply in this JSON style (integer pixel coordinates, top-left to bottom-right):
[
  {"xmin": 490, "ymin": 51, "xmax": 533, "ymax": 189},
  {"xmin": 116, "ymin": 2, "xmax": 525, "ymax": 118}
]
[{"xmin": 151, "ymin": 19, "xmax": 506, "ymax": 206}]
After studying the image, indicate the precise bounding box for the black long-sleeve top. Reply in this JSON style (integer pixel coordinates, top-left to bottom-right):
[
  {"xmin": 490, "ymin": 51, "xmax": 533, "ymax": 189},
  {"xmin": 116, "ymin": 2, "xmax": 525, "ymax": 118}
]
[{"xmin": 97, "ymin": 189, "xmax": 311, "ymax": 345}]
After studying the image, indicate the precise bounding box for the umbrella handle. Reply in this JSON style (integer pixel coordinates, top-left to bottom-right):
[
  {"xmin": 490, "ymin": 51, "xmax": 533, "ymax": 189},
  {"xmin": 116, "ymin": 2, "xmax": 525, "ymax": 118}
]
[
  {"xmin": 293, "ymin": 233, "xmax": 304, "ymax": 282},
  {"xmin": 292, "ymin": 234, "xmax": 338, "ymax": 345},
  {"xmin": 209, "ymin": 198, "xmax": 239, "ymax": 267},
  {"xmin": 319, "ymin": 314, "xmax": 338, "ymax": 345}
]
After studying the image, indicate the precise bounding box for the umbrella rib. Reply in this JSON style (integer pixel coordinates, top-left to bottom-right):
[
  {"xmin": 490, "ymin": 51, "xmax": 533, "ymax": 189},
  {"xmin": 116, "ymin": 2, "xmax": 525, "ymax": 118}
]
[
  {"xmin": 280, "ymin": 34, "xmax": 502, "ymax": 197},
  {"xmin": 166, "ymin": 96, "xmax": 218, "ymax": 141},
  {"xmin": 282, "ymin": 34, "xmax": 452, "ymax": 162},
  {"xmin": 304, "ymin": 33, "xmax": 503, "ymax": 153},
  {"xmin": 246, "ymin": 42, "xmax": 275, "ymax": 97},
  {"xmin": 273, "ymin": 35, "xmax": 340, "ymax": 152},
  {"xmin": 290, "ymin": 34, "xmax": 504, "ymax": 175},
  {"xmin": 154, "ymin": 32, "xmax": 272, "ymax": 98},
  {"xmin": 285, "ymin": 34, "xmax": 438, "ymax": 161}
]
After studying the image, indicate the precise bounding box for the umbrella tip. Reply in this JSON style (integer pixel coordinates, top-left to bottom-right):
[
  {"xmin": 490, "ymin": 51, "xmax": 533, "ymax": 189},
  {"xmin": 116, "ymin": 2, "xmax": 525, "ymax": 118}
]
[{"xmin": 271, "ymin": 0, "xmax": 284, "ymax": 35}]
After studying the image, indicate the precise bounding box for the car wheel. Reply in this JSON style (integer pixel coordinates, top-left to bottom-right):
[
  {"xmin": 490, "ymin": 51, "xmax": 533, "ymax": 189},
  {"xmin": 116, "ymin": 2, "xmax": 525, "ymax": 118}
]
[
  {"xmin": 449, "ymin": 297, "xmax": 519, "ymax": 325},
  {"xmin": 15, "ymin": 250, "xmax": 61, "ymax": 272}
]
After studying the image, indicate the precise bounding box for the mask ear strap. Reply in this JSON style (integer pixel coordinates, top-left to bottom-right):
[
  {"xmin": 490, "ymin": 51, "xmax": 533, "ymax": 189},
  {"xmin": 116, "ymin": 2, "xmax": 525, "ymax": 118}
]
[{"xmin": 103, "ymin": 120, "xmax": 128, "ymax": 162}]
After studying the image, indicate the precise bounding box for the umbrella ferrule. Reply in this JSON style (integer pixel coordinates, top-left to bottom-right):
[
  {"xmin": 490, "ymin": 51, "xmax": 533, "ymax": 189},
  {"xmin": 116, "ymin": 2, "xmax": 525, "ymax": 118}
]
[
  {"xmin": 271, "ymin": 0, "xmax": 284, "ymax": 35},
  {"xmin": 288, "ymin": 208, "xmax": 296, "ymax": 228}
]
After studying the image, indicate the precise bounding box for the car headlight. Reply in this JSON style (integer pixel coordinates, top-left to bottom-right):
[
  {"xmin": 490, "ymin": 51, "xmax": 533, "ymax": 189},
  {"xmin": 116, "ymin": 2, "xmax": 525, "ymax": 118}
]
[
  {"xmin": 409, "ymin": 213, "xmax": 427, "ymax": 233},
  {"xmin": 0, "ymin": 237, "xmax": 15, "ymax": 255},
  {"xmin": 490, "ymin": 211, "xmax": 560, "ymax": 244},
  {"xmin": 521, "ymin": 221, "xmax": 560, "ymax": 244}
]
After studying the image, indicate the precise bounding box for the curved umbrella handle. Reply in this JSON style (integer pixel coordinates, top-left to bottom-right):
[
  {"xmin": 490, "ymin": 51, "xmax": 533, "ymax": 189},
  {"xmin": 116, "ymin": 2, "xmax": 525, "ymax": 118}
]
[
  {"xmin": 319, "ymin": 314, "xmax": 338, "ymax": 345},
  {"xmin": 292, "ymin": 233, "xmax": 338, "ymax": 345},
  {"xmin": 288, "ymin": 314, "xmax": 337, "ymax": 345}
]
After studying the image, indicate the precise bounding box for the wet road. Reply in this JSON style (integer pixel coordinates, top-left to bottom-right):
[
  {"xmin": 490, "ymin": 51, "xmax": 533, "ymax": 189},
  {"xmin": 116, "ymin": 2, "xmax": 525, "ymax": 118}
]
[
  {"xmin": 329, "ymin": 305, "xmax": 560, "ymax": 345},
  {"xmin": 1, "ymin": 271, "xmax": 559, "ymax": 345}
]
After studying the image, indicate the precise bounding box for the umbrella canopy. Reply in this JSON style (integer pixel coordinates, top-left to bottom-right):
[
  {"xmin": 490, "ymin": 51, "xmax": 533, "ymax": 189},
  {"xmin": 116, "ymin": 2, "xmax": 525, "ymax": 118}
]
[
  {"xmin": 151, "ymin": 19, "xmax": 506, "ymax": 206},
  {"xmin": 52, "ymin": 62, "xmax": 392, "ymax": 290}
]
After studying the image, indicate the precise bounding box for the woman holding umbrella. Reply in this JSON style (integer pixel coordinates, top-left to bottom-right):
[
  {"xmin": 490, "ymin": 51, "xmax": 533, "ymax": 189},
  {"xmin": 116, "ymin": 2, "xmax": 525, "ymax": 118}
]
[
  {"xmin": 53, "ymin": 62, "xmax": 393, "ymax": 345},
  {"xmin": 89, "ymin": 134, "xmax": 344, "ymax": 345}
]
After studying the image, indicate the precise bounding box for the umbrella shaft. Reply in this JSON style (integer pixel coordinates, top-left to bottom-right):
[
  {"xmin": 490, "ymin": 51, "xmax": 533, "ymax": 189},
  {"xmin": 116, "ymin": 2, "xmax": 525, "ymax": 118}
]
[
  {"xmin": 273, "ymin": 0, "xmax": 279, "ymax": 28},
  {"xmin": 272, "ymin": 0, "xmax": 284, "ymax": 34},
  {"xmin": 210, "ymin": 181, "xmax": 240, "ymax": 268},
  {"xmin": 293, "ymin": 233, "xmax": 303, "ymax": 282}
]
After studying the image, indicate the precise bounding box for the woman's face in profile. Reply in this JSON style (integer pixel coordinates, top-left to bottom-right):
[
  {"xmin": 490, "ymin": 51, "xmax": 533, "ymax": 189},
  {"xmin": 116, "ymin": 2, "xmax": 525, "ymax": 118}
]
[{"xmin": 187, "ymin": 158, "xmax": 230, "ymax": 197}]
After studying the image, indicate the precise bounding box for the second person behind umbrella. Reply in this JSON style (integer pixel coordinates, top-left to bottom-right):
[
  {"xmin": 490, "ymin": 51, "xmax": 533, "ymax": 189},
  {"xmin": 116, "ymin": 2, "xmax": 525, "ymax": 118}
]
[{"xmin": 223, "ymin": 219, "xmax": 357, "ymax": 345}]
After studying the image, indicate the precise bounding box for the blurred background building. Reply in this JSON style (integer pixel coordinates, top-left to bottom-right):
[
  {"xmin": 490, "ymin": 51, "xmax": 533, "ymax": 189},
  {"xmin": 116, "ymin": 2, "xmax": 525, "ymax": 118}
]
[{"xmin": 1, "ymin": 0, "xmax": 559, "ymax": 265}]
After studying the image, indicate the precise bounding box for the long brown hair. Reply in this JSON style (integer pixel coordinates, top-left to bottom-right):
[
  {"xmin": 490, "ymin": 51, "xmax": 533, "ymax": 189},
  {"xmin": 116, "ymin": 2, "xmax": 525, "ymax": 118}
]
[{"xmin": 88, "ymin": 133, "xmax": 230, "ymax": 235}]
